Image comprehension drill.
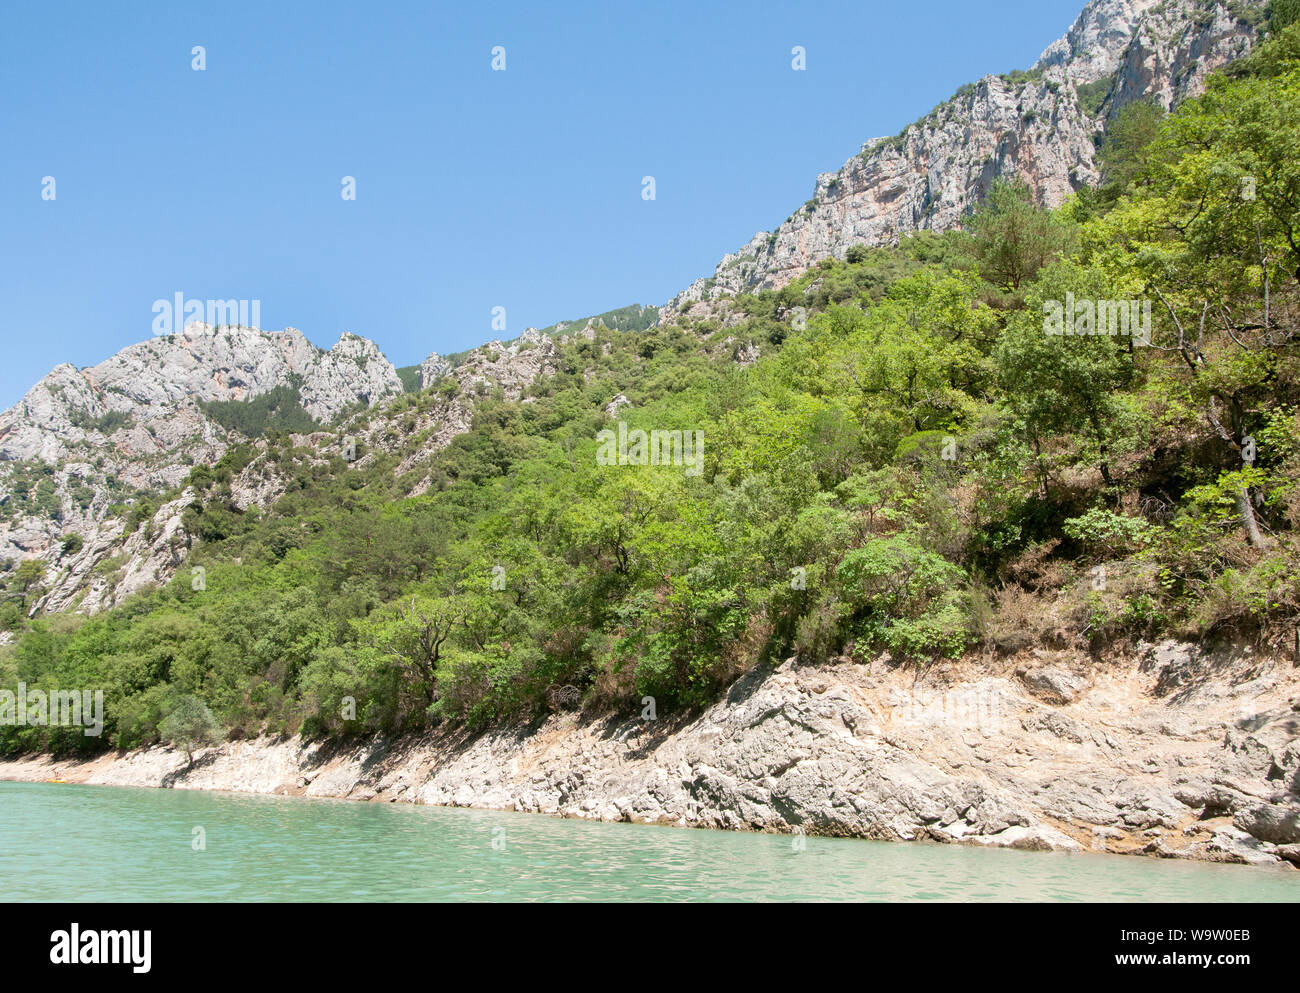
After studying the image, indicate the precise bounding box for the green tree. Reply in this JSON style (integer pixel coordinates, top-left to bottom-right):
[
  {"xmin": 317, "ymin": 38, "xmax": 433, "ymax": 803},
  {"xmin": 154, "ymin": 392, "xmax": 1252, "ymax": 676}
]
[
  {"xmin": 355, "ymin": 592, "xmax": 463, "ymax": 717},
  {"xmin": 995, "ymin": 261, "xmax": 1139, "ymax": 489},
  {"xmin": 13, "ymin": 560, "xmax": 46, "ymax": 609},
  {"xmin": 1273, "ymin": 0, "xmax": 1300, "ymax": 33},
  {"xmin": 1096, "ymin": 100, "xmax": 1165, "ymax": 204},
  {"xmin": 965, "ymin": 179, "xmax": 1076, "ymax": 293},
  {"xmin": 159, "ymin": 695, "xmax": 222, "ymax": 764}
]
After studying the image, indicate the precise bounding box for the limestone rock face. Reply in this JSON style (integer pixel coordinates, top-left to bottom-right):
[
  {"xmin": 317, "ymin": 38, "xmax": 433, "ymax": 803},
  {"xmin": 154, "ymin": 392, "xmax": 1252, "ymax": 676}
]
[
  {"xmin": 32, "ymin": 488, "xmax": 197, "ymax": 616},
  {"xmin": 5, "ymin": 641, "xmax": 1296, "ymax": 868},
  {"xmin": 0, "ymin": 324, "xmax": 402, "ymax": 607},
  {"xmin": 660, "ymin": 0, "xmax": 1265, "ymax": 319},
  {"xmin": 418, "ymin": 352, "xmax": 452, "ymax": 390},
  {"xmin": 0, "ymin": 319, "xmax": 574, "ymax": 613},
  {"xmin": 0, "ymin": 324, "xmax": 401, "ymax": 468}
]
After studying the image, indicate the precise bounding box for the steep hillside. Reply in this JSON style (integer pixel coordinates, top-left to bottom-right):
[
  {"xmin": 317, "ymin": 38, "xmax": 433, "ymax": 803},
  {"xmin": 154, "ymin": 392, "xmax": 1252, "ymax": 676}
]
[
  {"xmin": 661, "ymin": 0, "xmax": 1268, "ymax": 319},
  {"xmin": 0, "ymin": 318, "xmax": 638, "ymax": 617},
  {"xmin": 0, "ymin": 0, "xmax": 1273, "ymax": 627}
]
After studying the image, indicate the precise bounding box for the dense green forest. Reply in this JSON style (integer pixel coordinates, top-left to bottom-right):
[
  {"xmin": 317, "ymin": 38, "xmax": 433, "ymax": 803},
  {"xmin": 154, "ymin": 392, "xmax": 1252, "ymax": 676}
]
[{"xmin": 3, "ymin": 23, "xmax": 1299, "ymax": 756}]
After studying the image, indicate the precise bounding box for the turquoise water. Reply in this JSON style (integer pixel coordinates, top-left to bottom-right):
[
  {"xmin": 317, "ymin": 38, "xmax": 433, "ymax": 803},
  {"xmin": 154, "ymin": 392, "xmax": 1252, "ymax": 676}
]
[{"xmin": 1, "ymin": 781, "xmax": 1297, "ymax": 901}]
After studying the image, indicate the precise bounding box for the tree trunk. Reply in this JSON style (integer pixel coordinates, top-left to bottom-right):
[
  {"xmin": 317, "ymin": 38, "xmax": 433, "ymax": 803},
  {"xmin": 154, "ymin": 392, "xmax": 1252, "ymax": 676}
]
[{"xmin": 1235, "ymin": 488, "xmax": 1268, "ymax": 550}]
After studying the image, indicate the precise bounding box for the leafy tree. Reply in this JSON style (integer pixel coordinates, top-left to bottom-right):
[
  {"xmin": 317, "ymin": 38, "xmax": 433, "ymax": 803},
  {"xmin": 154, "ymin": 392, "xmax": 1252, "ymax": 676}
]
[
  {"xmin": 1091, "ymin": 33, "xmax": 1300, "ymax": 543},
  {"xmin": 996, "ymin": 261, "xmax": 1140, "ymax": 489},
  {"xmin": 1273, "ymin": 0, "xmax": 1300, "ymax": 33},
  {"xmin": 836, "ymin": 536, "xmax": 971, "ymax": 659},
  {"xmin": 356, "ymin": 592, "xmax": 461, "ymax": 716},
  {"xmin": 1095, "ymin": 99, "xmax": 1165, "ymax": 205},
  {"xmin": 13, "ymin": 560, "xmax": 45, "ymax": 608},
  {"xmin": 159, "ymin": 695, "xmax": 222, "ymax": 763}
]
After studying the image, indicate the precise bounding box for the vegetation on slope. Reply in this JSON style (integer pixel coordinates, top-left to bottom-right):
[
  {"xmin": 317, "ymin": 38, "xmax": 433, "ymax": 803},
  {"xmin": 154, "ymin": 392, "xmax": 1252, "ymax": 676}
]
[
  {"xmin": 3, "ymin": 25, "xmax": 1299, "ymax": 756},
  {"xmin": 198, "ymin": 384, "xmax": 322, "ymax": 438}
]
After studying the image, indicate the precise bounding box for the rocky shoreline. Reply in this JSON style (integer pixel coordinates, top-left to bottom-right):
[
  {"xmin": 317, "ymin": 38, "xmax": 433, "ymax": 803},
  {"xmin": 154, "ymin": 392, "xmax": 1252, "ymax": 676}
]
[{"xmin": 3, "ymin": 641, "xmax": 1299, "ymax": 870}]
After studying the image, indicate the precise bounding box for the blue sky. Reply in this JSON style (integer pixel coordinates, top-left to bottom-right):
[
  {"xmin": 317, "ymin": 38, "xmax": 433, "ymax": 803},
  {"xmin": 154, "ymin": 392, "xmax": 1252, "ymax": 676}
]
[{"xmin": 0, "ymin": 0, "xmax": 1087, "ymax": 407}]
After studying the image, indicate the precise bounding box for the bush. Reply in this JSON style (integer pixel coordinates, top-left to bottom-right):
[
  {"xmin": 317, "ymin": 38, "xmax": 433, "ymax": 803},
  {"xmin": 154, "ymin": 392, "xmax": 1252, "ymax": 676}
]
[
  {"xmin": 1062, "ymin": 508, "xmax": 1151, "ymax": 559},
  {"xmin": 837, "ymin": 537, "xmax": 973, "ymax": 660}
]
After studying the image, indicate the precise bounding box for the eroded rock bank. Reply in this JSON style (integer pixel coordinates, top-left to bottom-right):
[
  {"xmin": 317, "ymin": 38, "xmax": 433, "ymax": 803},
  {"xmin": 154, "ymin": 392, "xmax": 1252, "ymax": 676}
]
[{"xmin": 3, "ymin": 641, "xmax": 1299, "ymax": 869}]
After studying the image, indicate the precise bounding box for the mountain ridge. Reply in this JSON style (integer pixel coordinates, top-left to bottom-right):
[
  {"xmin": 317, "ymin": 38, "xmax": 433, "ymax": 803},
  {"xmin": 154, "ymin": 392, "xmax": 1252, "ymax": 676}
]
[
  {"xmin": 659, "ymin": 0, "xmax": 1268, "ymax": 320},
  {"xmin": 0, "ymin": 0, "xmax": 1275, "ymax": 622}
]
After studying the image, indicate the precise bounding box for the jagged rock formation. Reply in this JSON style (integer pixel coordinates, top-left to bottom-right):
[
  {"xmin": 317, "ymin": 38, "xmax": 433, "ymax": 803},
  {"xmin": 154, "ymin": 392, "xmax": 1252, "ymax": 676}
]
[
  {"xmin": 175, "ymin": 326, "xmax": 569, "ymax": 527},
  {"xmin": 37, "ymin": 490, "xmax": 197, "ymax": 615},
  {"xmin": 0, "ymin": 324, "xmax": 402, "ymax": 607},
  {"xmin": 418, "ymin": 352, "xmax": 452, "ymax": 389},
  {"xmin": 661, "ymin": 0, "xmax": 1267, "ymax": 318},
  {"xmin": 0, "ymin": 324, "xmax": 399, "ymax": 468},
  {"xmin": 0, "ymin": 318, "xmax": 590, "ymax": 614}
]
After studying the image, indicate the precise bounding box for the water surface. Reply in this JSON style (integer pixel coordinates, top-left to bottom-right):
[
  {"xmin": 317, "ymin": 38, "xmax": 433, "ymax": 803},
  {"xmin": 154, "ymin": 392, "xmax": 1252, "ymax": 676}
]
[{"xmin": 1, "ymin": 782, "xmax": 1296, "ymax": 901}]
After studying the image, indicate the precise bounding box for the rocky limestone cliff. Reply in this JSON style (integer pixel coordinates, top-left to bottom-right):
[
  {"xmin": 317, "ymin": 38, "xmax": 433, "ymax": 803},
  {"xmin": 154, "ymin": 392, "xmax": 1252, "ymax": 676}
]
[
  {"xmin": 418, "ymin": 352, "xmax": 452, "ymax": 389},
  {"xmin": 0, "ymin": 324, "xmax": 400, "ymax": 468},
  {"xmin": 0, "ymin": 324, "xmax": 403, "ymax": 609},
  {"xmin": 660, "ymin": 0, "xmax": 1266, "ymax": 318},
  {"xmin": 210, "ymin": 327, "xmax": 567, "ymax": 518},
  {"xmin": 36, "ymin": 489, "xmax": 197, "ymax": 615},
  {"xmin": 0, "ymin": 317, "xmax": 598, "ymax": 615},
  {"xmin": 4, "ymin": 639, "xmax": 1297, "ymax": 869}
]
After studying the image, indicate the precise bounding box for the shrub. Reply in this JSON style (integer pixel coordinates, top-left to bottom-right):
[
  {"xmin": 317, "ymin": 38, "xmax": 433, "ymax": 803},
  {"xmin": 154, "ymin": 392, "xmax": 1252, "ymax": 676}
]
[
  {"xmin": 837, "ymin": 537, "xmax": 973, "ymax": 660},
  {"xmin": 1062, "ymin": 508, "xmax": 1151, "ymax": 559}
]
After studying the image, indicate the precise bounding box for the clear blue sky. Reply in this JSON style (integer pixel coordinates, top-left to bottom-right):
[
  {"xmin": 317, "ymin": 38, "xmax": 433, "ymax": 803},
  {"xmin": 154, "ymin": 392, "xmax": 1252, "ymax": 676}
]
[{"xmin": 0, "ymin": 0, "xmax": 1087, "ymax": 407}]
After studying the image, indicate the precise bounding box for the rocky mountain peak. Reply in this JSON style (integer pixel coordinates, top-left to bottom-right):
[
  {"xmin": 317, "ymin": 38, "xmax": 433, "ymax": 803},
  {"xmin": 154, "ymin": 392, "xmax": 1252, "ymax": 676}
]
[
  {"xmin": 0, "ymin": 324, "xmax": 404, "ymax": 603},
  {"xmin": 0, "ymin": 324, "xmax": 402, "ymax": 467},
  {"xmin": 660, "ymin": 0, "xmax": 1266, "ymax": 319},
  {"xmin": 1035, "ymin": 0, "xmax": 1162, "ymax": 82}
]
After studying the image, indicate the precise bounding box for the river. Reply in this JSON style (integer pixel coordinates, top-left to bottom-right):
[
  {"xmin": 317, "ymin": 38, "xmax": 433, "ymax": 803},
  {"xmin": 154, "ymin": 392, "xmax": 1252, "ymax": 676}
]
[{"xmin": 1, "ymin": 782, "xmax": 1296, "ymax": 901}]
